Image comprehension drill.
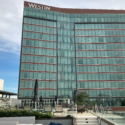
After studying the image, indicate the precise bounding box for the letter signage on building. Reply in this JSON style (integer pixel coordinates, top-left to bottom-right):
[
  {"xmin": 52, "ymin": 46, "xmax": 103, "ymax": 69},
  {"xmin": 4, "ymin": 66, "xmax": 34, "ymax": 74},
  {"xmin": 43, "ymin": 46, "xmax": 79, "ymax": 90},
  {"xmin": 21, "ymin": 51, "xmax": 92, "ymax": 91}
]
[{"xmin": 28, "ymin": 3, "xmax": 50, "ymax": 10}]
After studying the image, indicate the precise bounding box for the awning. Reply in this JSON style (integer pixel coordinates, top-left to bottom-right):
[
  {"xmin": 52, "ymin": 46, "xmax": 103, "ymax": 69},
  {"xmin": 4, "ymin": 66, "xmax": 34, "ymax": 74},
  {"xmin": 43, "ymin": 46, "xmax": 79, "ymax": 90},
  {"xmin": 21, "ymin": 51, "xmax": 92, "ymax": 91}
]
[{"xmin": 0, "ymin": 90, "xmax": 18, "ymax": 95}]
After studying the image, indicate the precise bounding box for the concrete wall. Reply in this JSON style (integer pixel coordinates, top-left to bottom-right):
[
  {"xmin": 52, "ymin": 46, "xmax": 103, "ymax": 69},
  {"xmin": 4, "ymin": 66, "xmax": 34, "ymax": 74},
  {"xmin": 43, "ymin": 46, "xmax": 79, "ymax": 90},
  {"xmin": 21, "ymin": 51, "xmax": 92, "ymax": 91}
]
[
  {"xmin": 36, "ymin": 119, "xmax": 72, "ymax": 125},
  {"xmin": 0, "ymin": 79, "xmax": 4, "ymax": 90},
  {"xmin": 0, "ymin": 79, "xmax": 4, "ymax": 97},
  {"xmin": 0, "ymin": 97, "xmax": 10, "ymax": 106},
  {"xmin": 10, "ymin": 98, "xmax": 21, "ymax": 106},
  {"xmin": 0, "ymin": 117, "xmax": 35, "ymax": 124},
  {"xmin": 0, "ymin": 98, "xmax": 21, "ymax": 106}
]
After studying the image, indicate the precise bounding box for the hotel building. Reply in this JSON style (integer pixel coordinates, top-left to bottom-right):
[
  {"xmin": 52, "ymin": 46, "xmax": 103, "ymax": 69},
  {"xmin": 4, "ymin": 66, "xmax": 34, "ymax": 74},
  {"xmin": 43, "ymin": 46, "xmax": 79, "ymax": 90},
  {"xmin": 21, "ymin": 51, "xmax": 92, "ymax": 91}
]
[{"xmin": 18, "ymin": 1, "xmax": 125, "ymax": 105}]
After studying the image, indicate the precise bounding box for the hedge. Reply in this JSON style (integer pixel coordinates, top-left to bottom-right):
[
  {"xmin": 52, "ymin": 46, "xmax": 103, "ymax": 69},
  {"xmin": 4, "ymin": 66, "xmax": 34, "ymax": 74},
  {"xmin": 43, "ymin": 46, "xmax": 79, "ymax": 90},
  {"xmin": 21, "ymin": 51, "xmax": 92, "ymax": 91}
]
[{"xmin": 0, "ymin": 110, "xmax": 54, "ymax": 119}]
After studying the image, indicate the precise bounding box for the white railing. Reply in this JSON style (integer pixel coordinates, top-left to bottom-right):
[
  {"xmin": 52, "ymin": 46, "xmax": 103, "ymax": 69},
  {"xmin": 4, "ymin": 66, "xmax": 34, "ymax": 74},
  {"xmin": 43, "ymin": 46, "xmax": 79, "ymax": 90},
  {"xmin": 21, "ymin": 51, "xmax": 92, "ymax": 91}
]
[
  {"xmin": 100, "ymin": 104, "xmax": 105, "ymax": 114},
  {"xmin": 95, "ymin": 104, "xmax": 100, "ymax": 115},
  {"xmin": 73, "ymin": 103, "xmax": 77, "ymax": 118}
]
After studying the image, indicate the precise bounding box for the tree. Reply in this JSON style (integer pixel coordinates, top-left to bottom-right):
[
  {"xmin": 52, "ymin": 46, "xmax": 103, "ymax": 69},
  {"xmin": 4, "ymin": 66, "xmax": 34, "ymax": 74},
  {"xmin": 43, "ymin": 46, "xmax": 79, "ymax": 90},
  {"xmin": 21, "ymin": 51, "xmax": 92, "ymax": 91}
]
[{"xmin": 76, "ymin": 92, "xmax": 89, "ymax": 106}]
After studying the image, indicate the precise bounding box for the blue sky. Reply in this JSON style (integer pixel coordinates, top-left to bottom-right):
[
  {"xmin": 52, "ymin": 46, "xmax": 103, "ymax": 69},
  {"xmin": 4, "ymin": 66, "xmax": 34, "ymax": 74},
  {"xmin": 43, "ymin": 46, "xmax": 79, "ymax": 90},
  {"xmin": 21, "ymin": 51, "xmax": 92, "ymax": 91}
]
[
  {"xmin": 0, "ymin": 0, "xmax": 124, "ymax": 95},
  {"xmin": 0, "ymin": 51, "xmax": 20, "ymax": 93}
]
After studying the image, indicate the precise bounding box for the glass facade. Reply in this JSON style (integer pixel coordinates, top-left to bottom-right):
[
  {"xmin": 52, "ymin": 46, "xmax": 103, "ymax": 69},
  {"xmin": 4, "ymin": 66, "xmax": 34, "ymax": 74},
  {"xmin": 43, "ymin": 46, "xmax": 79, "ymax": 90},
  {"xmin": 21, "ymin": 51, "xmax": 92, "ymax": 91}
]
[
  {"xmin": 75, "ymin": 22, "xmax": 125, "ymax": 98},
  {"xmin": 19, "ymin": 16, "xmax": 57, "ymax": 98},
  {"xmin": 18, "ymin": 2, "xmax": 125, "ymax": 102}
]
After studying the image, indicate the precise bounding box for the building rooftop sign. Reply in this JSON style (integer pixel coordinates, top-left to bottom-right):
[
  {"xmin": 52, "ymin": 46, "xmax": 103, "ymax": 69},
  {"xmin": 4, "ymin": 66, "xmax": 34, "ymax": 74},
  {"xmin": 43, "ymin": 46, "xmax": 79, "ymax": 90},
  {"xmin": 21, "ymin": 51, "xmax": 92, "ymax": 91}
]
[
  {"xmin": 28, "ymin": 3, "xmax": 50, "ymax": 10},
  {"xmin": 24, "ymin": 1, "xmax": 125, "ymax": 14}
]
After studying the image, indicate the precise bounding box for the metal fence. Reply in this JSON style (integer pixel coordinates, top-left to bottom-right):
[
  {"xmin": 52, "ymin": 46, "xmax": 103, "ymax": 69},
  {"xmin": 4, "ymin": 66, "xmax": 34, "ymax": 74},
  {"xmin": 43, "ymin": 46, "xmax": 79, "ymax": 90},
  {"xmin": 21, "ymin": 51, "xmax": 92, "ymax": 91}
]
[{"xmin": 20, "ymin": 100, "xmax": 77, "ymax": 117}]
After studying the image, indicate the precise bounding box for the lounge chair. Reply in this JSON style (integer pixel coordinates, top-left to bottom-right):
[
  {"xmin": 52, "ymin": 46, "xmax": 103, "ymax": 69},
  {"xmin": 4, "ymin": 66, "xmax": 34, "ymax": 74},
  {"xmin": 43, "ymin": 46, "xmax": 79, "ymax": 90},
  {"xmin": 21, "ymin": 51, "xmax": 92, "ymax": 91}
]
[
  {"xmin": 9, "ymin": 106, "xmax": 17, "ymax": 111},
  {"xmin": 0, "ymin": 106, "xmax": 5, "ymax": 111},
  {"xmin": 23, "ymin": 106, "xmax": 31, "ymax": 110},
  {"xmin": 53, "ymin": 105, "xmax": 65, "ymax": 116},
  {"xmin": 86, "ymin": 105, "xmax": 92, "ymax": 111},
  {"xmin": 43, "ymin": 105, "xmax": 52, "ymax": 113},
  {"xmin": 77, "ymin": 105, "xmax": 86, "ymax": 114},
  {"xmin": 67, "ymin": 104, "xmax": 77, "ymax": 114}
]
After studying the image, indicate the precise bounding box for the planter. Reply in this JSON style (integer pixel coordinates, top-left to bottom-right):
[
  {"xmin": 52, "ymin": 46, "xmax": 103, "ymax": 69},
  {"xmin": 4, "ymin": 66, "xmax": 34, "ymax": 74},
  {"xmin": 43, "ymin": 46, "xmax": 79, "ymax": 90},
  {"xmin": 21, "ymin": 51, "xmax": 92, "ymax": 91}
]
[
  {"xmin": 113, "ymin": 106, "xmax": 125, "ymax": 112},
  {"xmin": 16, "ymin": 107, "xmax": 19, "ymax": 110},
  {"xmin": 0, "ymin": 121, "xmax": 18, "ymax": 125},
  {"xmin": 35, "ymin": 117, "xmax": 73, "ymax": 125},
  {"xmin": 0, "ymin": 117, "xmax": 73, "ymax": 125},
  {"xmin": 0, "ymin": 117, "xmax": 35, "ymax": 124}
]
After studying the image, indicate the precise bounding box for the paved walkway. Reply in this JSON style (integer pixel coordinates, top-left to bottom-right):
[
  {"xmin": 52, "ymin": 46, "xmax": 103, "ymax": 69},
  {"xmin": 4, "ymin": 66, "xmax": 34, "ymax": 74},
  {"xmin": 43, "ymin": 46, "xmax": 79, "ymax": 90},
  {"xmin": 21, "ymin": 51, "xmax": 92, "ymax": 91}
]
[
  {"xmin": 53, "ymin": 109, "xmax": 94, "ymax": 117},
  {"xmin": 77, "ymin": 111, "xmax": 95, "ymax": 116}
]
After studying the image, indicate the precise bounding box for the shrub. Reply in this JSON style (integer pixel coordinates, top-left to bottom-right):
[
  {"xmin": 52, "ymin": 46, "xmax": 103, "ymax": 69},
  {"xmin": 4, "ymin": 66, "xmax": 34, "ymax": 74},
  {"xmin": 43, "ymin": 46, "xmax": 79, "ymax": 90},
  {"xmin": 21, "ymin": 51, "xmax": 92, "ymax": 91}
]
[
  {"xmin": 77, "ymin": 92, "xmax": 89, "ymax": 106},
  {"xmin": 0, "ymin": 110, "xmax": 54, "ymax": 119}
]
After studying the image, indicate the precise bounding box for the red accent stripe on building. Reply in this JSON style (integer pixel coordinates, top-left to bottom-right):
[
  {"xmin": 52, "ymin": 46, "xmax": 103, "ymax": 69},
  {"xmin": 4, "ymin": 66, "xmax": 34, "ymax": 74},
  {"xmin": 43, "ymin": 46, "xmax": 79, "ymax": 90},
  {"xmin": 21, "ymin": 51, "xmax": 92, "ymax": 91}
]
[
  {"xmin": 77, "ymin": 64, "xmax": 125, "ymax": 66},
  {"xmin": 20, "ymin": 79, "xmax": 56, "ymax": 81},
  {"xmin": 23, "ymin": 30, "xmax": 56, "ymax": 35},
  {"xmin": 20, "ymin": 88, "xmax": 56, "ymax": 90},
  {"xmin": 23, "ymin": 38, "xmax": 56, "ymax": 43},
  {"xmin": 22, "ymin": 45, "xmax": 56, "ymax": 50},
  {"xmin": 76, "ymin": 42, "xmax": 125, "ymax": 44},
  {"xmin": 21, "ymin": 62, "xmax": 56, "ymax": 65},
  {"xmin": 77, "ymin": 80, "xmax": 125, "ymax": 82},
  {"xmin": 22, "ymin": 53, "xmax": 56, "ymax": 57},
  {"xmin": 75, "ymin": 36, "xmax": 125, "ymax": 37},
  {"xmin": 21, "ymin": 70, "xmax": 56, "ymax": 73},
  {"xmin": 76, "ymin": 49, "xmax": 125, "ymax": 51},
  {"xmin": 24, "ymin": 23, "xmax": 56, "ymax": 28},
  {"xmin": 77, "ymin": 72, "xmax": 125, "ymax": 74},
  {"xmin": 78, "ymin": 88, "xmax": 125, "ymax": 90},
  {"xmin": 75, "ymin": 29, "xmax": 125, "ymax": 30},
  {"xmin": 76, "ymin": 57, "xmax": 125, "ymax": 59}
]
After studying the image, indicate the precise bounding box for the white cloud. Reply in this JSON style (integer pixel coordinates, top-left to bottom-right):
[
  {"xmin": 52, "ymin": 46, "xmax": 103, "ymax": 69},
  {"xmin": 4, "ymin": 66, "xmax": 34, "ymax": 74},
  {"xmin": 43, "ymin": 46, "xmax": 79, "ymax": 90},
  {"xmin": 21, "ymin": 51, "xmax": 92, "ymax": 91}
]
[
  {"xmin": 0, "ymin": 0, "xmax": 125, "ymax": 55},
  {"xmin": 0, "ymin": 43, "xmax": 20, "ymax": 55}
]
